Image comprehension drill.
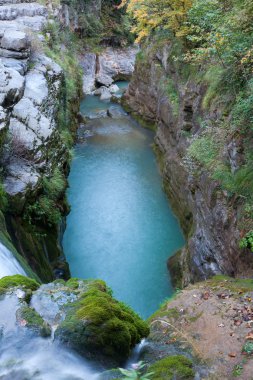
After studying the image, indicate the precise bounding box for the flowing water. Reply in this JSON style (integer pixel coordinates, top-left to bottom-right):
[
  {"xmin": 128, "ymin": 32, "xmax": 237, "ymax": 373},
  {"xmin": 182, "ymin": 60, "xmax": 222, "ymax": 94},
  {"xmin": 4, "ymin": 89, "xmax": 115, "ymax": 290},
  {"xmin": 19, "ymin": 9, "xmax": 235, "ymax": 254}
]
[
  {"xmin": 0, "ymin": 294, "xmax": 98, "ymax": 380},
  {"xmin": 63, "ymin": 84, "xmax": 185, "ymax": 318},
  {"xmin": 0, "ymin": 242, "xmax": 26, "ymax": 278}
]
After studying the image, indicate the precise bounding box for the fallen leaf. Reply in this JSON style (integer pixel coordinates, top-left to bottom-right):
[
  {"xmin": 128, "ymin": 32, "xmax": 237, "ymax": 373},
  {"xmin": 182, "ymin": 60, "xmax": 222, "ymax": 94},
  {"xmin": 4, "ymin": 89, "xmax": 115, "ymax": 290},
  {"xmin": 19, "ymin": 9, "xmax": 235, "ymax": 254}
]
[
  {"xmin": 202, "ymin": 291, "xmax": 210, "ymax": 300},
  {"xmin": 228, "ymin": 352, "xmax": 237, "ymax": 358},
  {"xmin": 246, "ymin": 331, "xmax": 253, "ymax": 340}
]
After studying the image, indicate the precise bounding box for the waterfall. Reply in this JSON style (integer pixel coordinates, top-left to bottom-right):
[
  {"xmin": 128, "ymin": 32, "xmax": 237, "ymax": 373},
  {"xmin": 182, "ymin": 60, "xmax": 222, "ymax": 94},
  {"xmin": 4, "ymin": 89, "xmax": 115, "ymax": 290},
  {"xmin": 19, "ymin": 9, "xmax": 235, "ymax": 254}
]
[{"xmin": 0, "ymin": 242, "xmax": 26, "ymax": 278}]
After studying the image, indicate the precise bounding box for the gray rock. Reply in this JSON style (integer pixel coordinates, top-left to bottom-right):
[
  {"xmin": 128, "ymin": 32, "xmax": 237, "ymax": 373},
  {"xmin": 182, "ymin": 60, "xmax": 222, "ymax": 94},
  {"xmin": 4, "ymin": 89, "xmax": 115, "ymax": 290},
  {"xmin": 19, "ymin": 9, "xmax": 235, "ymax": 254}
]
[
  {"xmin": 0, "ymin": 57, "xmax": 28, "ymax": 74},
  {"xmin": 100, "ymin": 87, "xmax": 112, "ymax": 100},
  {"xmin": 0, "ymin": 3, "xmax": 47, "ymax": 21},
  {"xmin": 0, "ymin": 47, "xmax": 29, "ymax": 58},
  {"xmin": 1, "ymin": 30, "xmax": 29, "ymax": 51},
  {"xmin": 81, "ymin": 52, "xmax": 96, "ymax": 94},
  {"xmin": 96, "ymin": 73, "xmax": 113, "ymax": 87},
  {"xmin": 0, "ymin": 105, "xmax": 7, "ymax": 130},
  {"xmin": 4, "ymin": 160, "xmax": 39, "ymax": 197},
  {"xmin": 13, "ymin": 97, "xmax": 53, "ymax": 140},
  {"xmin": 24, "ymin": 71, "xmax": 48, "ymax": 105},
  {"xmin": 0, "ymin": 64, "xmax": 25, "ymax": 106},
  {"xmin": 97, "ymin": 46, "xmax": 138, "ymax": 83},
  {"xmin": 108, "ymin": 84, "xmax": 119, "ymax": 93},
  {"xmin": 9, "ymin": 117, "xmax": 41, "ymax": 150},
  {"xmin": 87, "ymin": 110, "xmax": 107, "ymax": 119}
]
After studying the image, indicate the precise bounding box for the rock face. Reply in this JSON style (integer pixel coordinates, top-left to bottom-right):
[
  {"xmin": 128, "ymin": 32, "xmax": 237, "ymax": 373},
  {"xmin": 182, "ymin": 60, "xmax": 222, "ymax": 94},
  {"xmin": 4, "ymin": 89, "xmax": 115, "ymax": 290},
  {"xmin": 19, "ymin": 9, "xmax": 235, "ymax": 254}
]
[
  {"xmin": 81, "ymin": 46, "xmax": 138, "ymax": 95},
  {"xmin": 124, "ymin": 45, "xmax": 253, "ymax": 284},
  {"xmin": 0, "ymin": 0, "xmax": 72, "ymax": 281},
  {"xmin": 81, "ymin": 52, "xmax": 97, "ymax": 94}
]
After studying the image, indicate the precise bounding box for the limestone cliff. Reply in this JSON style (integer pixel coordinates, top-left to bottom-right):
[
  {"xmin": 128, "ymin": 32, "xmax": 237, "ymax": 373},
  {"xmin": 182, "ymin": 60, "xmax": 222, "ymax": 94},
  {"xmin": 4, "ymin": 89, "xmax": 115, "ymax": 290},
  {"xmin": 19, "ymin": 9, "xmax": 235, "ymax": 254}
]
[
  {"xmin": 124, "ymin": 44, "xmax": 253, "ymax": 285},
  {"xmin": 0, "ymin": 0, "xmax": 81, "ymax": 281}
]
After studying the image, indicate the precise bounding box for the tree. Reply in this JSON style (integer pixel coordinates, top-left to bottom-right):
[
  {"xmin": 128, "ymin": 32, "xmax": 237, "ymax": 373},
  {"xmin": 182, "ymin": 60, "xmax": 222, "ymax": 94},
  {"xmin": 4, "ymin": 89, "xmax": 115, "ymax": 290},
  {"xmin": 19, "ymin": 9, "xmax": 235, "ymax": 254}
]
[{"xmin": 120, "ymin": 0, "xmax": 192, "ymax": 42}]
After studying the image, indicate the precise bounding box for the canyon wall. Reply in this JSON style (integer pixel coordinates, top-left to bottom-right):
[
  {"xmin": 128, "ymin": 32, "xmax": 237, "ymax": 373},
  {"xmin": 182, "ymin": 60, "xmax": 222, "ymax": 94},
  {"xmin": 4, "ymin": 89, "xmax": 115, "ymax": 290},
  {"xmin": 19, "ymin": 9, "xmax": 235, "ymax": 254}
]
[
  {"xmin": 0, "ymin": 0, "xmax": 81, "ymax": 281},
  {"xmin": 124, "ymin": 43, "xmax": 253, "ymax": 285}
]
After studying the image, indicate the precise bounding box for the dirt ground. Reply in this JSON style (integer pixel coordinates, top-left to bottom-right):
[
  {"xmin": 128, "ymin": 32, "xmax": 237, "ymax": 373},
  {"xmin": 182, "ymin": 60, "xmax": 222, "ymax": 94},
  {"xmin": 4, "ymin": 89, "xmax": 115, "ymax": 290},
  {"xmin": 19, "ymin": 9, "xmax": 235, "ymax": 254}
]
[{"xmin": 148, "ymin": 276, "xmax": 253, "ymax": 379}]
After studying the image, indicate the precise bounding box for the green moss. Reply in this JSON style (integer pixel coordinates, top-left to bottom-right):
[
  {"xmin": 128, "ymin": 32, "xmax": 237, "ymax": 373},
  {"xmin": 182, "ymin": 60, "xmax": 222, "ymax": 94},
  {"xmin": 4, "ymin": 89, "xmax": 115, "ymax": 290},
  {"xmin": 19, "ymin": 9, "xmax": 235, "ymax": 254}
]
[
  {"xmin": 148, "ymin": 355, "xmax": 195, "ymax": 380},
  {"xmin": 0, "ymin": 275, "xmax": 39, "ymax": 291},
  {"xmin": 148, "ymin": 304, "xmax": 180, "ymax": 324},
  {"xmin": 56, "ymin": 281, "xmax": 149, "ymax": 364},
  {"xmin": 208, "ymin": 275, "xmax": 253, "ymax": 293},
  {"xmin": 18, "ymin": 306, "xmax": 51, "ymax": 337},
  {"xmin": 187, "ymin": 311, "xmax": 203, "ymax": 323}
]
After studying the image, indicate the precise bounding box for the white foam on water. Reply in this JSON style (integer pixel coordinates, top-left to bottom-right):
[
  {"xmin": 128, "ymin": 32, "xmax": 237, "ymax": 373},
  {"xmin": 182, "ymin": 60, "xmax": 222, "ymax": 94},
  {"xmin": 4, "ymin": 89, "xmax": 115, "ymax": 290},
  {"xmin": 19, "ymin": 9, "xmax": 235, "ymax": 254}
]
[{"xmin": 0, "ymin": 242, "xmax": 26, "ymax": 278}]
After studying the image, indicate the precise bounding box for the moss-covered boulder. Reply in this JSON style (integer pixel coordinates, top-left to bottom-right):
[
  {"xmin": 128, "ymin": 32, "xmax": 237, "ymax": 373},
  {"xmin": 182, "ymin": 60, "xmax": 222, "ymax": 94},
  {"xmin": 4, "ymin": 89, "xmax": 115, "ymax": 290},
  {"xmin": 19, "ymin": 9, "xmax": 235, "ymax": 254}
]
[
  {"xmin": 0, "ymin": 275, "xmax": 40, "ymax": 292},
  {"xmin": 55, "ymin": 280, "xmax": 149, "ymax": 366},
  {"xmin": 148, "ymin": 355, "xmax": 195, "ymax": 380},
  {"xmin": 16, "ymin": 306, "xmax": 51, "ymax": 337}
]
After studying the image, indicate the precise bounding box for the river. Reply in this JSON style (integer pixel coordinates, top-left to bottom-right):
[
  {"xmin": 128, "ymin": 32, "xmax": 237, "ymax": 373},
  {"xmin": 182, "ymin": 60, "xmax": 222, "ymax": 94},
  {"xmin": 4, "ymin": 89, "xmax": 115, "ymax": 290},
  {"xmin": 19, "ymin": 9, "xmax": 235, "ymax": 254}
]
[{"xmin": 63, "ymin": 83, "xmax": 184, "ymax": 318}]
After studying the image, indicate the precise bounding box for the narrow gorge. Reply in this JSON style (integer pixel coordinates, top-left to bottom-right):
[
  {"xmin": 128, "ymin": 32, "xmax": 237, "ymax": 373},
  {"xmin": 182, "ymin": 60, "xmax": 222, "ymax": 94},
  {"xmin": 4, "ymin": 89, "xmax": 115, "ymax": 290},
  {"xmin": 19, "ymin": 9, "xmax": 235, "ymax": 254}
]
[{"xmin": 0, "ymin": 0, "xmax": 253, "ymax": 379}]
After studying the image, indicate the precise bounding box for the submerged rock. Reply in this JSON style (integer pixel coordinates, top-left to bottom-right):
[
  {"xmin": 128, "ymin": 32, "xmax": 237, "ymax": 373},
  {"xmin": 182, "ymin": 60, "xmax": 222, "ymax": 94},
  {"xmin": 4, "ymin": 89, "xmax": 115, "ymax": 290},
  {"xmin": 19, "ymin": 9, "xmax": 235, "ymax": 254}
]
[{"xmin": 107, "ymin": 106, "xmax": 127, "ymax": 119}]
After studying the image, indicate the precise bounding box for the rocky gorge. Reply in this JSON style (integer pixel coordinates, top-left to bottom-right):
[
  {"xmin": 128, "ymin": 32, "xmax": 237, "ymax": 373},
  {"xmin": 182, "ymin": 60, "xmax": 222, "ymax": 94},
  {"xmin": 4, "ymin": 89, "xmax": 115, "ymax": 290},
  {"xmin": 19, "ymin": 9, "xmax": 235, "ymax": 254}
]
[{"xmin": 0, "ymin": 0, "xmax": 252, "ymax": 379}]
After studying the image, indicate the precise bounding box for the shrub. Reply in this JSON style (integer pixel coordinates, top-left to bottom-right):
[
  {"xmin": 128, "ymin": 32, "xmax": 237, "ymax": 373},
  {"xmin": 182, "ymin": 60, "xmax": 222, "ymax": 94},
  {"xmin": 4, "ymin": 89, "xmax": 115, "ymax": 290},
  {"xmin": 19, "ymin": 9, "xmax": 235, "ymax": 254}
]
[
  {"xmin": 148, "ymin": 355, "xmax": 195, "ymax": 380},
  {"xmin": 239, "ymin": 231, "xmax": 253, "ymax": 252},
  {"xmin": 0, "ymin": 183, "xmax": 7, "ymax": 211},
  {"xmin": 43, "ymin": 168, "xmax": 66, "ymax": 201}
]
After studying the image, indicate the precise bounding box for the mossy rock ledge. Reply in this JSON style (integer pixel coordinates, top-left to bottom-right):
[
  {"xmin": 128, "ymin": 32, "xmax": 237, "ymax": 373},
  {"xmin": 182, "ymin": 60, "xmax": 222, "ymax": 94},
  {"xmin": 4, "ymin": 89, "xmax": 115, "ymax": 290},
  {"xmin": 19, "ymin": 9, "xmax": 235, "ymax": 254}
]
[
  {"xmin": 0, "ymin": 276, "xmax": 149, "ymax": 367},
  {"xmin": 53, "ymin": 279, "xmax": 150, "ymax": 366}
]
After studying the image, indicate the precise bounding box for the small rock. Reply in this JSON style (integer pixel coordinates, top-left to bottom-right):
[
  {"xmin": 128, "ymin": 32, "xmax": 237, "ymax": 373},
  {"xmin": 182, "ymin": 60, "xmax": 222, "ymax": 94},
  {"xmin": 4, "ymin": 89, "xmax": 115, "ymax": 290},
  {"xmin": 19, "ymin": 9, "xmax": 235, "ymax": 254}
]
[
  {"xmin": 108, "ymin": 84, "xmax": 120, "ymax": 93},
  {"xmin": 16, "ymin": 289, "xmax": 26, "ymax": 299}
]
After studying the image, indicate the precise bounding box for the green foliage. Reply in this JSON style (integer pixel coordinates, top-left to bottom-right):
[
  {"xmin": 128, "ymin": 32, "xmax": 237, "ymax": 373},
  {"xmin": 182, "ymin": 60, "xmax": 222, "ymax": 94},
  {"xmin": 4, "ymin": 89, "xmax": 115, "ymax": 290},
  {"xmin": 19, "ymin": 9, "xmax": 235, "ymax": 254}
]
[
  {"xmin": 202, "ymin": 66, "xmax": 225, "ymax": 109},
  {"xmin": 242, "ymin": 341, "xmax": 253, "ymax": 356},
  {"xmin": 166, "ymin": 79, "xmax": 179, "ymax": 117},
  {"xmin": 43, "ymin": 169, "xmax": 66, "ymax": 201},
  {"xmin": 43, "ymin": 21, "xmax": 83, "ymax": 133},
  {"xmin": 119, "ymin": 362, "xmax": 154, "ymax": 380},
  {"xmin": 239, "ymin": 231, "xmax": 253, "ymax": 252},
  {"xmin": 209, "ymin": 275, "xmax": 253, "ymax": 293},
  {"xmin": 187, "ymin": 133, "xmax": 220, "ymax": 168},
  {"xmin": 100, "ymin": 0, "xmax": 134, "ymax": 46},
  {"xmin": 26, "ymin": 196, "xmax": 62, "ymax": 226},
  {"xmin": 24, "ymin": 167, "xmax": 67, "ymax": 227},
  {"xmin": 0, "ymin": 275, "xmax": 39, "ymax": 291},
  {"xmin": 18, "ymin": 306, "xmax": 51, "ymax": 337},
  {"xmin": 148, "ymin": 355, "xmax": 194, "ymax": 380},
  {"xmin": 232, "ymin": 363, "xmax": 244, "ymax": 377},
  {"xmin": 232, "ymin": 79, "xmax": 253, "ymax": 132},
  {"xmin": 0, "ymin": 182, "xmax": 7, "ymax": 211},
  {"xmin": 121, "ymin": 0, "xmax": 192, "ymax": 43}
]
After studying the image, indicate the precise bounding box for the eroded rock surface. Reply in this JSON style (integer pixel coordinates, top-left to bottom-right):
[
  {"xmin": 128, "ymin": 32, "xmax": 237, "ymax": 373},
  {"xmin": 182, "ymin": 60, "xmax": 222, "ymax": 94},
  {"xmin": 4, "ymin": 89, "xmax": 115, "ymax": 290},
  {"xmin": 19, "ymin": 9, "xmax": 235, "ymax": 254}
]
[
  {"xmin": 81, "ymin": 46, "xmax": 138, "ymax": 95},
  {"xmin": 124, "ymin": 44, "xmax": 253, "ymax": 283},
  {"xmin": 0, "ymin": 0, "xmax": 65, "ymax": 201}
]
